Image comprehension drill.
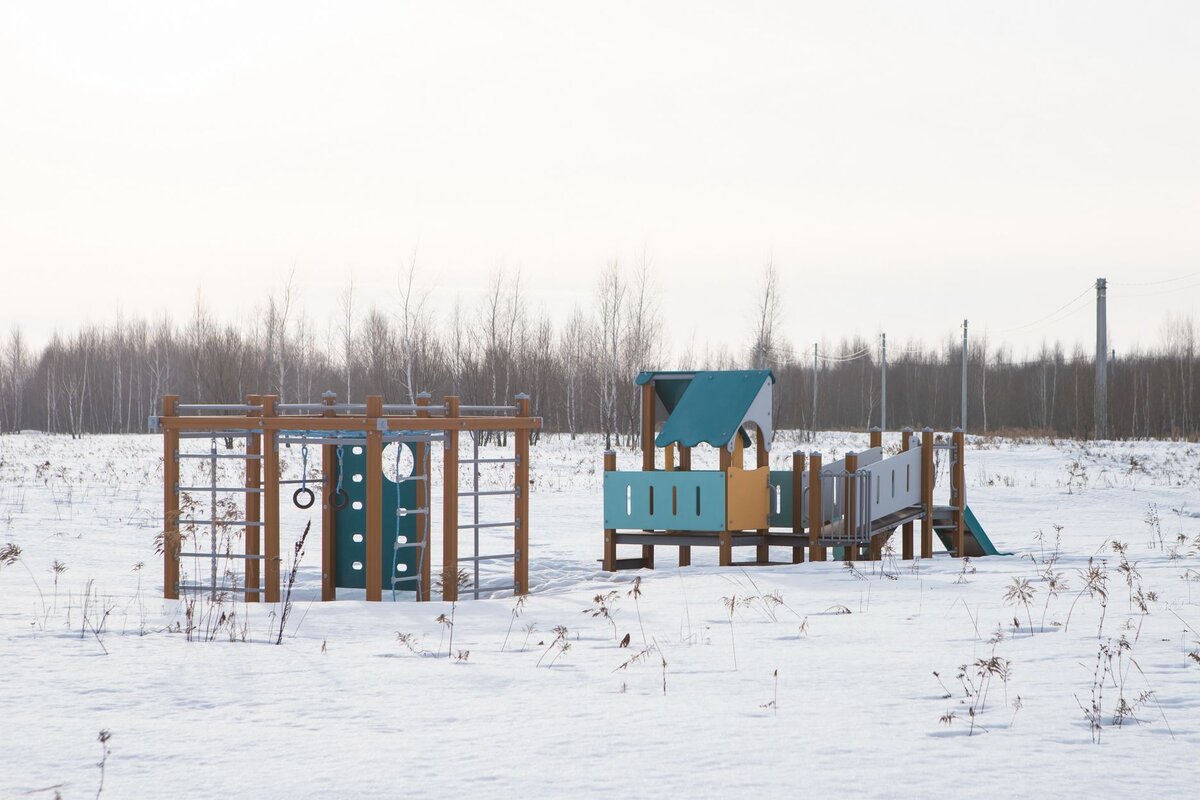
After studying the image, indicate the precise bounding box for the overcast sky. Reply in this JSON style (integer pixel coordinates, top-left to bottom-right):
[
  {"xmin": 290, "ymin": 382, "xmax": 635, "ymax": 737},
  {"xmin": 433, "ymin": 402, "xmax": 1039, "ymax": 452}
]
[{"xmin": 2, "ymin": 2, "xmax": 1197, "ymax": 360}]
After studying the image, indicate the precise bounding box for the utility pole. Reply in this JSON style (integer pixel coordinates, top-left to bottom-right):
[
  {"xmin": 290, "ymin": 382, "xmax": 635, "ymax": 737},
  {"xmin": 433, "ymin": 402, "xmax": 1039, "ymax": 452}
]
[
  {"xmin": 880, "ymin": 332, "xmax": 887, "ymax": 431},
  {"xmin": 1095, "ymin": 277, "xmax": 1108, "ymax": 440},
  {"xmin": 811, "ymin": 343, "xmax": 818, "ymax": 435},
  {"xmin": 961, "ymin": 319, "xmax": 968, "ymax": 432}
]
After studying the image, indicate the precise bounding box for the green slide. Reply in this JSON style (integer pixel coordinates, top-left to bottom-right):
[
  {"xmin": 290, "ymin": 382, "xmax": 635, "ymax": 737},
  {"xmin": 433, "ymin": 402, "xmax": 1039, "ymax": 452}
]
[{"xmin": 934, "ymin": 505, "xmax": 1010, "ymax": 557}]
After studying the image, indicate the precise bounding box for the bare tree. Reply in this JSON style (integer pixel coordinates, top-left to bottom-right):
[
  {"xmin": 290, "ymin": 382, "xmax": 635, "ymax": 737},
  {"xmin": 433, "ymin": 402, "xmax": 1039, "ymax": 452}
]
[{"xmin": 749, "ymin": 258, "xmax": 783, "ymax": 370}]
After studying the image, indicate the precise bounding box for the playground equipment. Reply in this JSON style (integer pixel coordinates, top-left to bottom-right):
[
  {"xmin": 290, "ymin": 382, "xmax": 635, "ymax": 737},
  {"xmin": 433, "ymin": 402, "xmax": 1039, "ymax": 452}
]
[
  {"xmin": 602, "ymin": 370, "xmax": 1001, "ymax": 569},
  {"xmin": 153, "ymin": 392, "xmax": 540, "ymax": 602}
]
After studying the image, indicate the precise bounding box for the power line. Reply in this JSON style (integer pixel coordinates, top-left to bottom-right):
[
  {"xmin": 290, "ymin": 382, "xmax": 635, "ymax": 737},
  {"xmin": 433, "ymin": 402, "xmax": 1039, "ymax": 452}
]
[
  {"xmin": 1109, "ymin": 269, "xmax": 1200, "ymax": 287},
  {"xmin": 1000, "ymin": 283, "xmax": 1094, "ymax": 334}
]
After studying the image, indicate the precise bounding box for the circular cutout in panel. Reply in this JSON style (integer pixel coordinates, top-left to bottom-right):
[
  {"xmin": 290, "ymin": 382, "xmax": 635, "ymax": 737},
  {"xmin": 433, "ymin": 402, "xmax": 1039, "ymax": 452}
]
[
  {"xmin": 352, "ymin": 473, "xmax": 363, "ymax": 483},
  {"xmin": 352, "ymin": 501, "xmax": 363, "ymax": 511},
  {"xmin": 352, "ymin": 533, "xmax": 364, "ymax": 543},
  {"xmin": 396, "ymin": 563, "xmax": 408, "ymax": 573},
  {"xmin": 397, "ymin": 535, "xmax": 408, "ymax": 544},
  {"xmin": 382, "ymin": 442, "xmax": 417, "ymax": 482},
  {"xmin": 396, "ymin": 507, "xmax": 408, "ymax": 517},
  {"xmin": 352, "ymin": 446, "xmax": 364, "ymax": 455},
  {"xmin": 352, "ymin": 561, "xmax": 363, "ymax": 571}
]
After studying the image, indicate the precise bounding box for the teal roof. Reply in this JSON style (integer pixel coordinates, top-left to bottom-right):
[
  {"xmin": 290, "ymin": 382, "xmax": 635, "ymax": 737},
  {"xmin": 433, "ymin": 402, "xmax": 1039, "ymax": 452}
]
[{"xmin": 642, "ymin": 370, "xmax": 775, "ymax": 450}]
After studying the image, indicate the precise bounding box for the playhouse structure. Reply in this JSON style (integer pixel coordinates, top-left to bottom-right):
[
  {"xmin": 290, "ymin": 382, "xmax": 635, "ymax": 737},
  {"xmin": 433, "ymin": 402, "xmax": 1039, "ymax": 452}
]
[
  {"xmin": 153, "ymin": 392, "xmax": 540, "ymax": 603},
  {"xmin": 601, "ymin": 370, "xmax": 1001, "ymax": 569}
]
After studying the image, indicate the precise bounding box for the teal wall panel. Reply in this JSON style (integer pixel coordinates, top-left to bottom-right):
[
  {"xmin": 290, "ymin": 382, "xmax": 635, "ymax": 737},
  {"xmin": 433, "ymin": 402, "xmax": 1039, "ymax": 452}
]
[{"xmin": 603, "ymin": 470, "xmax": 727, "ymax": 532}]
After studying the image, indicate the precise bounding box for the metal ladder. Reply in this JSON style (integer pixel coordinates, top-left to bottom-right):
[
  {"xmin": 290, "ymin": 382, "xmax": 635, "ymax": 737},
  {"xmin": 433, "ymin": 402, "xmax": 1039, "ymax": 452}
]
[
  {"xmin": 174, "ymin": 433, "xmax": 263, "ymax": 600},
  {"xmin": 457, "ymin": 431, "xmax": 520, "ymax": 598}
]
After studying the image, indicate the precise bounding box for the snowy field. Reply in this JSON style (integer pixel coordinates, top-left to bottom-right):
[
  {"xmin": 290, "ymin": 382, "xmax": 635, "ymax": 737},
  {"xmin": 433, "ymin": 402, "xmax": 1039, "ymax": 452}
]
[{"xmin": 2, "ymin": 430, "xmax": 1200, "ymax": 798}]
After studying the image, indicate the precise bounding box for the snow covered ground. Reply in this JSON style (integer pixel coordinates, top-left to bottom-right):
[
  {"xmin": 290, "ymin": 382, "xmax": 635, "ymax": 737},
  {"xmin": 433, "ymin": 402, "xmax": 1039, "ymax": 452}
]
[{"xmin": 2, "ymin": 430, "xmax": 1200, "ymax": 798}]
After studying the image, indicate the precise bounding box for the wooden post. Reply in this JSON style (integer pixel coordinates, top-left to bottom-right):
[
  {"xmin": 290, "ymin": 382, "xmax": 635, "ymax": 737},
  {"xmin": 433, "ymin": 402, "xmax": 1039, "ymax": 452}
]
[
  {"xmin": 755, "ymin": 427, "xmax": 770, "ymax": 565},
  {"xmin": 719, "ymin": 444, "xmax": 733, "ymax": 566},
  {"xmin": 678, "ymin": 445, "xmax": 692, "ymax": 567},
  {"xmin": 365, "ymin": 395, "xmax": 384, "ymax": 602},
  {"xmin": 640, "ymin": 381, "xmax": 655, "ymax": 570},
  {"xmin": 870, "ymin": 426, "xmax": 882, "ymax": 449},
  {"xmin": 844, "ymin": 451, "xmax": 859, "ymax": 562},
  {"xmin": 791, "ymin": 451, "xmax": 805, "ymax": 564},
  {"xmin": 900, "ymin": 427, "xmax": 914, "ymax": 561},
  {"xmin": 514, "ymin": 394, "xmax": 531, "ymax": 596},
  {"xmin": 415, "ymin": 393, "xmax": 432, "ymax": 601},
  {"xmin": 162, "ymin": 395, "xmax": 180, "ymax": 600},
  {"xmin": 442, "ymin": 396, "xmax": 460, "ymax": 601},
  {"xmin": 320, "ymin": 391, "xmax": 337, "ymax": 601},
  {"xmin": 920, "ymin": 427, "xmax": 934, "ymax": 559},
  {"xmin": 245, "ymin": 394, "xmax": 262, "ymax": 603},
  {"xmin": 262, "ymin": 395, "xmax": 281, "ymax": 603},
  {"xmin": 602, "ymin": 450, "xmax": 617, "ymax": 571},
  {"xmin": 953, "ymin": 427, "xmax": 966, "ymax": 558},
  {"xmin": 808, "ymin": 452, "xmax": 825, "ymax": 561}
]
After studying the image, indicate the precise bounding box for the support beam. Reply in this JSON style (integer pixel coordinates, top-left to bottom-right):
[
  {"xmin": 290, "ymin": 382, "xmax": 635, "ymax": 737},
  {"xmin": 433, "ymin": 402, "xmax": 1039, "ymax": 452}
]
[
  {"xmin": 364, "ymin": 395, "xmax": 384, "ymax": 602},
  {"xmin": 442, "ymin": 396, "xmax": 460, "ymax": 601},
  {"xmin": 245, "ymin": 395, "xmax": 262, "ymax": 602},
  {"xmin": 415, "ymin": 393, "xmax": 432, "ymax": 601},
  {"xmin": 900, "ymin": 427, "xmax": 914, "ymax": 561},
  {"xmin": 262, "ymin": 395, "xmax": 281, "ymax": 603},
  {"xmin": 640, "ymin": 382, "xmax": 655, "ymax": 569},
  {"xmin": 755, "ymin": 426, "xmax": 770, "ymax": 564},
  {"xmin": 791, "ymin": 451, "xmax": 805, "ymax": 564},
  {"xmin": 920, "ymin": 427, "xmax": 934, "ymax": 559},
  {"xmin": 1094, "ymin": 278, "xmax": 1108, "ymax": 440},
  {"xmin": 320, "ymin": 392, "xmax": 336, "ymax": 601},
  {"xmin": 844, "ymin": 451, "xmax": 858, "ymax": 562},
  {"xmin": 162, "ymin": 395, "xmax": 180, "ymax": 600},
  {"xmin": 953, "ymin": 428, "xmax": 966, "ymax": 558},
  {"xmin": 808, "ymin": 452, "xmax": 825, "ymax": 561},
  {"xmin": 514, "ymin": 394, "xmax": 531, "ymax": 596},
  {"xmin": 602, "ymin": 449, "xmax": 617, "ymax": 571},
  {"xmin": 678, "ymin": 445, "xmax": 692, "ymax": 567}
]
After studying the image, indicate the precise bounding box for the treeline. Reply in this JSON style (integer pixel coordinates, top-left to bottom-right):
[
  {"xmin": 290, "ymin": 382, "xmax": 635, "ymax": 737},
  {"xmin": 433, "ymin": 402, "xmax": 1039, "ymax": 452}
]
[{"xmin": 0, "ymin": 264, "xmax": 1196, "ymax": 441}]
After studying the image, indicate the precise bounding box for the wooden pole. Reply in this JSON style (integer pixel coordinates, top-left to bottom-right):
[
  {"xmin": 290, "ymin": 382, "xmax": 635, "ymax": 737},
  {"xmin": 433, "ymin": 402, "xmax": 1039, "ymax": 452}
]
[
  {"xmin": 808, "ymin": 452, "xmax": 824, "ymax": 561},
  {"xmin": 844, "ymin": 451, "xmax": 858, "ymax": 562},
  {"xmin": 415, "ymin": 392, "xmax": 432, "ymax": 601},
  {"xmin": 870, "ymin": 426, "xmax": 882, "ymax": 449},
  {"xmin": 920, "ymin": 427, "xmax": 934, "ymax": 559},
  {"xmin": 245, "ymin": 394, "xmax": 262, "ymax": 603},
  {"xmin": 640, "ymin": 381, "xmax": 655, "ymax": 570},
  {"xmin": 719, "ymin": 445, "xmax": 733, "ymax": 566},
  {"xmin": 678, "ymin": 445, "xmax": 692, "ymax": 567},
  {"xmin": 791, "ymin": 451, "xmax": 805, "ymax": 564},
  {"xmin": 442, "ymin": 396, "xmax": 460, "ymax": 601},
  {"xmin": 900, "ymin": 427, "xmax": 914, "ymax": 561},
  {"xmin": 261, "ymin": 395, "xmax": 281, "ymax": 603},
  {"xmin": 514, "ymin": 394, "xmax": 531, "ymax": 596},
  {"xmin": 953, "ymin": 427, "xmax": 966, "ymax": 558},
  {"xmin": 602, "ymin": 449, "xmax": 617, "ymax": 571},
  {"xmin": 755, "ymin": 427, "xmax": 770, "ymax": 565},
  {"xmin": 162, "ymin": 395, "xmax": 180, "ymax": 600},
  {"xmin": 320, "ymin": 391, "xmax": 337, "ymax": 601},
  {"xmin": 364, "ymin": 395, "xmax": 384, "ymax": 602}
]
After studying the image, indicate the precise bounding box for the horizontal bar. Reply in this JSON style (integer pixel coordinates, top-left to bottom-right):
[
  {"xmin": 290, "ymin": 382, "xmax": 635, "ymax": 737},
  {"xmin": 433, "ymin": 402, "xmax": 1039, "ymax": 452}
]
[
  {"xmin": 179, "ymin": 552, "xmax": 266, "ymax": 560},
  {"xmin": 459, "ymin": 457, "xmax": 518, "ymax": 465},
  {"xmin": 396, "ymin": 476, "xmax": 427, "ymax": 483},
  {"xmin": 176, "ymin": 584, "xmax": 258, "ymax": 594},
  {"xmin": 382, "ymin": 403, "xmax": 448, "ymax": 414},
  {"xmin": 277, "ymin": 434, "xmax": 445, "ymax": 447},
  {"xmin": 177, "ymin": 452, "xmax": 261, "ymax": 460},
  {"xmin": 275, "ymin": 403, "xmax": 332, "ymax": 413},
  {"xmin": 470, "ymin": 584, "xmax": 516, "ymax": 595},
  {"xmin": 177, "ymin": 404, "xmax": 263, "ymax": 413},
  {"xmin": 160, "ymin": 416, "xmax": 542, "ymax": 433},
  {"xmin": 177, "ymin": 486, "xmax": 262, "ymax": 494},
  {"xmin": 458, "ymin": 521, "xmax": 517, "ymax": 530},
  {"xmin": 277, "ymin": 479, "xmax": 325, "ymax": 486},
  {"xmin": 458, "ymin": 405, "xmax": 517, "ymax": 413},
  {"xmin": 458, "ymin": 489, "xmax": 517, "ymax": 497},
  {"xmin": 395, "ymin": 508, "xmax": 429, "ymax": 516},
  {"xmin": 457, "ymin": 553, "xmax": 515, "ymax": 563},
  {"xmin": 182, "ymin": 519, "xmax": 264, "ymax": 527},
  {"xmin": 612, "ymin": 531, "xmax": 764, "ymax": 547},
  {"xmin": 394, "ymin": 541, "xmax": 426, "ymax": 550},
  {"xmin": 177, "ymin": 431, "xmax": 257, "ymax": 439}
]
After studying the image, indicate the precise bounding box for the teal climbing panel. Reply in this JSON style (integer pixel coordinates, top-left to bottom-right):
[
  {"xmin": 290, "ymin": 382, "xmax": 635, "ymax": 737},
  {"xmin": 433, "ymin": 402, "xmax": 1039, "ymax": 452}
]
[{"xmin": 333, "ymin": 441, "xmax": 423, "ymax": 595}]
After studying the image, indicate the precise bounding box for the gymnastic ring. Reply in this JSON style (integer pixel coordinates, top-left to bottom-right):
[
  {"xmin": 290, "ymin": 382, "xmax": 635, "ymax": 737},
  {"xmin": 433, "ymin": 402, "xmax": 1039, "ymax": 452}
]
[
  {"xmin": 292, "ymin": 487, "xmax": 315, "ymax": 509},
  {"xmin": 332, "ymin": 489, "xmax": 350, "ymax": 510}
]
